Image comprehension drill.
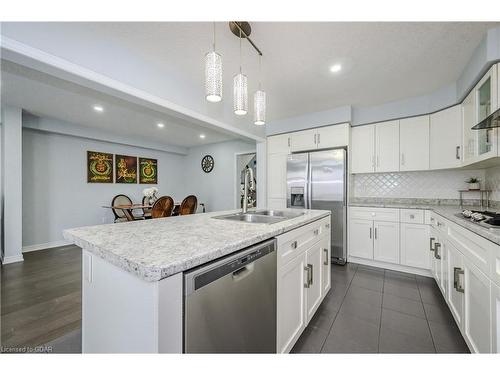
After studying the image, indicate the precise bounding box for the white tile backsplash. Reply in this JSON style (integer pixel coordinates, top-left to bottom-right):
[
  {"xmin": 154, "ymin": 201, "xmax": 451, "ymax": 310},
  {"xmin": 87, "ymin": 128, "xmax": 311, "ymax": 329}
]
[
  {"xmin": 485, "ymin": 166, "xmax": 500, "ymax": 201},
  {"xmin": 352, "ymin": 169, "xmax": 486, "ymax": 199}
]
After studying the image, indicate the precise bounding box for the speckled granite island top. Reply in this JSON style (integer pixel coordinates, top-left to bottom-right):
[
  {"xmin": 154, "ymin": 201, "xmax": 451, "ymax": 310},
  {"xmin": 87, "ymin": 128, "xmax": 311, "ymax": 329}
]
[{"xmin": 63, "ymin": 209, "xmax": 330, "ymax": 282}]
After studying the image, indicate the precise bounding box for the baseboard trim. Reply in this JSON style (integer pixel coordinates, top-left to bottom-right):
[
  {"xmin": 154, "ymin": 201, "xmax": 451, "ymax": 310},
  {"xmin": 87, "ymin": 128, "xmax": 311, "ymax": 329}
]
[
  {"xmin": 22, "ymin": 240, "xmax": 72, "ymax": 253},
  {"xmin": 2, "ymin": 254, "xmax": 25, "ymax": 264},
  {"xmin": 348, "ymin": 256, "xmax": 433, "ymax": 277}
]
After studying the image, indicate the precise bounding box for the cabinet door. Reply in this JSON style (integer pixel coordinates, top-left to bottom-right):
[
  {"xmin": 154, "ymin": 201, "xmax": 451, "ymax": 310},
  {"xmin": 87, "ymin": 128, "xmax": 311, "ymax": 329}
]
[
  {"xmin": 267, "ymin": 153, "xmax": 287, "ymax": 199},
  {"xmin": 373, "ymin": 221, "xmax": 400, "ymax": 264},
  {"xmin": 429, "ymin": 228, "xmax": 438, "ymax": 275},
  {"xmin": 491, "ymin": 281, "xmax": 500, "ymax": 353},
  {"xmin": 462, "ymin": 90, "xmax": 476, "ymax": 164},
  {"xmin": 348, "ymin": 219, "xmax": 373, "ymax": 259},
  {"xmin": 440, "ymin": 241, "xmax": 449, "ymax": 299},
  {"xmin": 400, "ymin": 115, "xmax": 430, "ymax": 171},
  {"xmin": 277, "ymin": 252, "xmax": 307, "ymax": 353},
  {"xmin": 305, "ymin": 242, "xmax": 324, "ymax": 323},
  {"xmin": 316, "ymin": 123, "xmax": 349, "ymax": 149},
  {"xmin": 400, "ymin": 223, "xmax": 430, "ymax": 269},
  {"xmin": 267, "ymin": 134, "xmax": 290, "ymax": 154},
  {"xmin": 350, "ymin": 125, "xmax": 375, "ymax": 174},
  {"xmin": 476, "ymin": 66, "xmax": 498, "ymax": 159},
  {"xmin": 447, "ymin": 242, "xmax": 465, "ymax": 330},
  {"xmin": 430, "ymin": 105, "xmax": 462, "ymax": 169},
  {"xmin": 463, "ymin": 258, "xmax": 491, "ymax": 353},
  {"xmin": 319, "ymin": 236, "xmax": 331, "ymax": 297},
  {"xmin": 375, "ymin": 120, "xmax": 399, "ymax": 172},
  {"xmin": 433, "ymin": 239, "xmax": 443, "ymax": 290},
  {"xmin": 290, "ymin": 129, "xmax": 317, "ymax": 152}
]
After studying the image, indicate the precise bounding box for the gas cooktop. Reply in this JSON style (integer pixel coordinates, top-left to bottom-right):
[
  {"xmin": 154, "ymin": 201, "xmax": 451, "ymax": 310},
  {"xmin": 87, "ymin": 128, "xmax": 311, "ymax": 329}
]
[{"xmin": 455, "ymin": 209, "xmax": 500, "ymax": 229}]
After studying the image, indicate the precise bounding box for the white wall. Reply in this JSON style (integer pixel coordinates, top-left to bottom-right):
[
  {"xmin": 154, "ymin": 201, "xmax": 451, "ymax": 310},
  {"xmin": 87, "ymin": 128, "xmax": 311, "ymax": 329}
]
[
  {"xmin": 22, "ymin": 128, "xmax": 186, "ymax": 248},
  {"xmin": 183, "ymin": 140, "xmax": 256, "ymax": 213}
]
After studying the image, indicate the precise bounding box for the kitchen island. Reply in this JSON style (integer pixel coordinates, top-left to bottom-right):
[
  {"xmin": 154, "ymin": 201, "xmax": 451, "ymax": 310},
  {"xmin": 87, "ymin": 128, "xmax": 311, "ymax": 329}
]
[{"xmin": 63, "ymin": 208, "xmax": 331, "ymax": 353}]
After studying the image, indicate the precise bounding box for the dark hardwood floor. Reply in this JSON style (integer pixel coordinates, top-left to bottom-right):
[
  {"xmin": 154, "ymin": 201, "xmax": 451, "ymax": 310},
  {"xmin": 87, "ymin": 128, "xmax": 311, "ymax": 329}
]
[{"xmin": 1, "ymin": 245, "xmax": 82, "ymax": 351}]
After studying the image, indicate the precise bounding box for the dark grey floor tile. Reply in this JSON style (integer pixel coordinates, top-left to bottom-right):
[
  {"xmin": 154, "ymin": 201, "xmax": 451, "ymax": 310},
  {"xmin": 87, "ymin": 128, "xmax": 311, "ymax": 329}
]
[
  {"xmin": 383, "ymin": 282, "xmax": 422, "ymax": 301},
  {"xmin": 331, "ymin": 263, "xmax": 357, "ymax": 285},
  {"xmin": 416, "ymin": 275, "xmax": 437, "ymax": 286},
  {"xmin": 339, "ymin": 294, "xmax": 382, "ymax": 325},
  {"xmin": 308, "ymin": 302, "xmax": 339, "ymax": 332},
  {"xmin": 379, "ymin": 327, "xmax": 435, "ymax": 353},
  {"xmin": 382, "ymin": 293, "xmax": 426, "ymax": 319},
  {"xmin": 428, "ymin": 321, "xmax": 469, "ymax": 353},
  {"xmin": 351, "ymin": 273, "xmax": 384, "ymax": 292},
  {"xmin": 385, "ymin": 269, "xmax": 416, "ymax": 280},
  {"xmin": 321, "ymin": 312, "xmax": 379, "ymax": 353},
  {"xmin": 345, "ymin": 285, "xmax": 383, "ymax": 306},
  {"xmin": 380, "ymin": 308, "xmax": 434, "ymax": 349},
  {"xmin": 356, "ymin": 265, "xmax": 385, "ymax": 279},
  {"xmin": 384, "ymin": 275, "xmax": 419, "ymax": 290},
  {"xmin": 423, "ymin": 302, "xmax": 456, "ymax": 325},
  {"xmin": 419, "ymin": 285, "xmax": 447, "ymax": 306},
  {"xmin": 321, "ymin": 282, "xmax": 349, "ymax": 312},
  {"xmin": 291, "ymin": 324, "xmax": 330, "ymax": 353}
]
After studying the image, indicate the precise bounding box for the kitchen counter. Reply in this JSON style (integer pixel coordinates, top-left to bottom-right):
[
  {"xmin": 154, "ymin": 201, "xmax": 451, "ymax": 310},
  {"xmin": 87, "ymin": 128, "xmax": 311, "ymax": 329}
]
[
  {"xmin": 349, "ymin": 202, "xmax": 500, "ymax": 246},
  {"xmin": 63, "ymin": 208, "xmax": 330, "ymax": 282}
]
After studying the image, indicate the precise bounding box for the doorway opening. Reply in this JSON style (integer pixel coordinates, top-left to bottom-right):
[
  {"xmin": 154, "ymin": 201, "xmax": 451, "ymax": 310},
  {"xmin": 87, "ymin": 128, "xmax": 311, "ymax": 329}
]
[{"xmin": 235, "ymin": 152, "xmax": 256, "ymax": 209}]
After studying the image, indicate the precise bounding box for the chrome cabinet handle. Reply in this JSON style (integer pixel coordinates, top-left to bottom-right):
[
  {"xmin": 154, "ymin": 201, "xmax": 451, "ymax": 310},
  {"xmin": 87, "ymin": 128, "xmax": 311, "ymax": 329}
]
[
  {"xmin": 304, "ymin": 266, "xmax": 310, "ymax": 288},
  {"xmin": 314, "ymin": 134, "xmax": 317, "ymax": 144},
  {"xmin": 410, "ymin": 214, "xmax": 415, "ymax": 219},
  {"xmin": 434, "ymin": 243, "xmax": 441, "ymax": 259},
  {"xmin": 369, "ymin": 227, "xmax": 372, "ymax": 239},
  {"xmin": 309, "ymin": 264, "xmax": 313, "ymax": 286},
  {"xmin": 288, "ymin": 137, "xmax": 290, "ymax": 147},
  {"xmin": 456, "ymin": 146, "xmax": 461, "ymax": 160},
  {"xmin": 323, "ymin": 248, "xmax": 329, "ymax": 265},
  {"xmin": 317, "ymin": 133, "xmax": 321, "ymax": 144},
  {"xmin": 453, "ymin": 267, "xmax": 465, "ymax": 293},
  {"xmin": 325, "ymin": 223, "xmax": 330, "ymax": 229},
  {"xmin": 314, "ymin": 229, "xmax": 319, "ymax": 235},
  {"xmin": 429, "ymin": 237, "xmax": 435, "ymax": 252},
  {"xmin": 374, "ymin": 227, "xmax": 378, "ymax": 240},
  {"xmin": 291, "ymin": 241, "xmax": 298, "ymax": 249}
]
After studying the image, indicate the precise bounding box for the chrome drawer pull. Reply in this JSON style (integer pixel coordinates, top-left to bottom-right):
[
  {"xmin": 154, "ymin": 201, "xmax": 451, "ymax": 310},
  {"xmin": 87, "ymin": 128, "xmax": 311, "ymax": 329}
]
[
  {"xmin": 434, "ymin": 243, "xmax": 441, "ymax": 259},
  {"xmin": 453, "ymin": 267, "xmax": 465, "ymax": 293},
  {"xmin": 325, "ymin": 223, "xmax": 330, "ymax": 229},
  {"xmin": 323, "ymin": 248, "xmax": 329, "ymax": 265},
  {"xmin": 304, "ymin": 266, "xmax": 310, "ymax": 288},
  {"xmin": 429, "ymin": 237, "xmax": 435, "ymax": 252},
  {"xmin": 314, "ymin": 229, "xmax": 319, "ymax": 235},
  {"xmin": 309, "ymin": 264, "xmax": 313, "ymax": 286},
  {"xmin": 291, "ymin": 241, "xmax": 298, "ymax": 249}
]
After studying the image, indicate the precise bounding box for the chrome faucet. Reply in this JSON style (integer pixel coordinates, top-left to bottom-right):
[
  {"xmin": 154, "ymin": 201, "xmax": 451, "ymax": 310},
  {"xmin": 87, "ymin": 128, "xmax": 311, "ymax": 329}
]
[{"xmin": 242, "ymin": 167, "xmax": 255, "ymax": 214}]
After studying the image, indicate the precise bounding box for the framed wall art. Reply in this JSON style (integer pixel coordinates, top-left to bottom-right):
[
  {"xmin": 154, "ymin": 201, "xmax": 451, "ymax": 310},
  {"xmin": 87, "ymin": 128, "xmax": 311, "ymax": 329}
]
[
  {"xmin": 87, "ymin": 151, "xmax": 113, "ymax": 183},
  {"xmin": 115, "ymin": 154, "xmax": 138, "ymax": 183},
  {"xmin": 139, "ymin": 158, "xmax": 158, "ymax": 184}
]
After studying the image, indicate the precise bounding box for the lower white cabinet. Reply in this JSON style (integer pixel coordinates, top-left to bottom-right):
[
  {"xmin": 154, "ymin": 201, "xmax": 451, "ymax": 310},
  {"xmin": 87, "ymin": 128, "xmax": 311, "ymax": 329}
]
[
  {"xmin": 463, "ymin": 257, "xmax": 491, "ymax": 353},
  {"xmin": 400, "ymin": 223, "xmax": 430, "ymax": 269},
  {"xmin": 491, "ymin": 281, "xmax": 500, "ymax": 353},
  {"xmin": 447, "ymin": 242, "xmax": 465, "ymax": 330},
  {"xmin": 348, "ymin": 219, "xmax": 374, "ymax": 259},
  {"xmin": 276, "ymin": 217, "xmax": 331, "ymax": 353},
  {"xmin": 373, "ymin": 221, "xmax": 400, "ymax": 264}
]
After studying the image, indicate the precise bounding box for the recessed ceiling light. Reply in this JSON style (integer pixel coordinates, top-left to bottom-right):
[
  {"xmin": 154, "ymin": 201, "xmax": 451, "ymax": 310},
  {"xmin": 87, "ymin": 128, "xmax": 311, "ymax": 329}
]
[
  {"xmin": 93, "ymin": 105, "xmax": 104, "ymax": 112},
  {"xmin": 157, "ymin": 123, "xmax": 165, "ymax": 129},
  {"xmin": 329, "ymin": 64, "xmax": 342, "ymax": 73},
  {"xmin": 199, "ymin": 134, "xmax": 206, "ymax": 139}
]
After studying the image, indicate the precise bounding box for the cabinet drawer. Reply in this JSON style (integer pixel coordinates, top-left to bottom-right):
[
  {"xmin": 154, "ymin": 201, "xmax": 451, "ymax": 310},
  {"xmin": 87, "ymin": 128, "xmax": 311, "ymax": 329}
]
[
  {"xmin": 429, "ymin": 212, "xmax": 448, "ymax": 233},
  {"xmin": 277, "ymin": 217, "xmax": 329, "ymax": 266},
  {"xmin": 349, "ymin": 207, "xmax": 399, "ymax": 222},
  {"xmin": 400, "ymin": 209, "xmax": 425, "ymax": 224}
]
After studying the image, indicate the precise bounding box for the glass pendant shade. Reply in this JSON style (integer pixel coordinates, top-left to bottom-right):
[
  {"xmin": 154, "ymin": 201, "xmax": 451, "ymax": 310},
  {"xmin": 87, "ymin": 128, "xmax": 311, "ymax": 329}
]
[
  {"xmin": 233, "ymin": 73, "xmax": 248, "ymax": 115},
  {"xmin": 254, "ymin": 90, "xmax": 266, "ymax": 125},
  {"xmin": 205, "ymin": 51, "xmax": 222, "ymax": 103}
]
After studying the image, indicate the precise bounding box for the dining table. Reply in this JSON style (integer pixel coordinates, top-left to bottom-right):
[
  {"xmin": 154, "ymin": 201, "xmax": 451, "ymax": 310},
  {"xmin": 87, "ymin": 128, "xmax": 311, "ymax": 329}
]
[{"xmin": 103, "ymin": 202, "xmax": 181, "ymax": 221}]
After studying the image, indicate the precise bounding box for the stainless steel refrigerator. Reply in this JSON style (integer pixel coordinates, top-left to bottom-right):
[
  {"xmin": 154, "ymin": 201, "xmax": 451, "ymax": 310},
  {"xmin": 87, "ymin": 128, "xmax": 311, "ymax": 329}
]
[{"xmin": 287, "ymin": 149, "xmax": 347, "ymax": 264}]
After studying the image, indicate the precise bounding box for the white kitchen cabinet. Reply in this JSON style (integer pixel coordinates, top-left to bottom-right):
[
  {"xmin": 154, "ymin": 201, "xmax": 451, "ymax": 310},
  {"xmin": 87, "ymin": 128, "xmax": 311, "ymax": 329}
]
[
  {"xmin": 305, "ymin": 241, "xmax": 324, "ymax": 323},
  {"xmin": 267, "ymin": 153, "xmax": 287, "ymax": 200},
  {"xmin": 491, "ymin": 281, "xmax": 500, "ymax": 353},
  {"xmin": 375, "ymin": 120, "xmax": 400, "ymax": 172},
  {"xmin": 400, "ymin": 223, "xmax": 430, "ymax": 269},
  {"xmin": 430, "ymin": 105, "xmax": 462, "ymax": 169},
  {"xmin": 373, "ymin": 221, "xmax": 400, "ymax": 264},
  {"xmin": 277, "ymin": 251, "xmax": 307, "ymax": 353},
  {"xmin": 463, "ymin": 257, "xmax": 491, "ymax": 353},
  {"xmin": 316, "ymin": 123, "xmax": 349, "ymax": 150},
  {"xmin": 267, "ymin": 134, "xmax": 290, "ymax": 154},
  {"xmin": 267, "ymin": 198, "xmax": 286, "ymax": 210},
  {"xmin": 447, "ymin": 242, "xmax": 465, "ymax": 330},
  {"xmin": 290, "ymin": 129, "xmax": 318, "ymax": 152},
  {"xmin": 348, "ymin": 219, "xmax": 374, "ymax": 259},
  {"xmin": 400, "ymin": 115, "xmax": 430, "ymax": 171},
  {"xmin": 319, "ymin": 236, "xmax": 331, "ymax": 297},
  {"xmin": 462, "ymin": 90, "xmax": 476, "ymax": 164},
  {"xmin": 351, "ymin": 125, "xmax": 375, "ymax": 173}
]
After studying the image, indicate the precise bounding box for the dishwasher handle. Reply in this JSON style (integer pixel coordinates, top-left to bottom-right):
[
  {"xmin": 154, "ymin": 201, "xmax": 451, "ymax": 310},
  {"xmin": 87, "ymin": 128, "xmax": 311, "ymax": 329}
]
[{"xmin": 232, "ymin": 263, "xmax": 255, "ymax": 282}]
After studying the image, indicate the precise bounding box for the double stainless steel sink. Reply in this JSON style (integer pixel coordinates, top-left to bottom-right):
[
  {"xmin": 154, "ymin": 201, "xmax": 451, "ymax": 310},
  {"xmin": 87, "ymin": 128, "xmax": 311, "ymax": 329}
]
[{"xmin": 213, "ymin": 210, "xmax": 305, "ymax": 224}]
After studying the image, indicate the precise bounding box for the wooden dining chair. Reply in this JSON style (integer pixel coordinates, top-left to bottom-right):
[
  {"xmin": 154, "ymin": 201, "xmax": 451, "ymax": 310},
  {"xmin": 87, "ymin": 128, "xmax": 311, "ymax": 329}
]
[
  {"xmin": 179, "ymin": 195, "xmax": 198, "ymax": 216},
  {"xmin": 111, "ymin": 194, "xmax": 133, "ymax": 223},
  {"xmin": 151, "ymin": 196, "xmax": 175, "ymax": 219}
]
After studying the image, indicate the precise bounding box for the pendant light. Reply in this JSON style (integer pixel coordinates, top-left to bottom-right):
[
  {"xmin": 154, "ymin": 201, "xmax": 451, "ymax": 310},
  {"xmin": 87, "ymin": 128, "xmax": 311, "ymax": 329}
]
[
  {"xmin": 233, "ymin": 29, "xmax": 248, "ymax": 115},
  {"xmin": 205, "ymin": 22, "xmax": 222, "ymax": 103},
  {"xmin": 254, "ymin": 55, "xmax": 266, "ymax": 125}
]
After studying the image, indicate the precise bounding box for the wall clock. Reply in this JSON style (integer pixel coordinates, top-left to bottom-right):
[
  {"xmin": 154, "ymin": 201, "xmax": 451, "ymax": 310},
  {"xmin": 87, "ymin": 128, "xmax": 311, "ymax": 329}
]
[{"xmin": 201, "ymin": 155, "xmax": 214, "ymax": 173}]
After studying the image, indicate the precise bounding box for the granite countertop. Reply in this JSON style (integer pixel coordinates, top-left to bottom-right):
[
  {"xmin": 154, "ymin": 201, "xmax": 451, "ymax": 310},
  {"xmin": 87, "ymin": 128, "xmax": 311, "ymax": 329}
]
[
  {"xmin": 63, "ymin": 208, "xmax": 330, "ymax": 282},
  {"xmin": 349, "ymin": 201, "xmax": 500, "ymax": 246}
]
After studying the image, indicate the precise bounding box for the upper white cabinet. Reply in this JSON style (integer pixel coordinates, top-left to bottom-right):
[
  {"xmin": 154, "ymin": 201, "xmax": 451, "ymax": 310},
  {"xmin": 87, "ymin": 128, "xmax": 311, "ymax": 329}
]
[
  {"xmin": 375, "ymin": 120, "xmax": 400, "ymax": 172},
  {"xmin": 351, "ymin": 125, "xmax": 375, "ymax": 174},
  {"xmin": 290, "ymin": 123, "xmax": 349, "ymax": 153},
  {"xmin": 400, "ymin": 115, "xmax": 430, "ymax": 171},
  {"xmin": 267, "ymin": 134, "xmax": 290, "ymax": 155},
  {"xmin": 430, "ymin": 105, "xmax": 462, "ymax": 169}
]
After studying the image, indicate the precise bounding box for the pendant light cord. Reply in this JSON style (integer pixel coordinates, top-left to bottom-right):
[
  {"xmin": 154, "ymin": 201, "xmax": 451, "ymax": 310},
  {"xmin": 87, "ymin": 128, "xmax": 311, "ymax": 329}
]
[
  {"xmin": 239, "ymin": 29, "xmax": 242, "ymax": 74},
  {"xmin": 213, "ymin": 22, "xmax": 216, "ymax": 51}
]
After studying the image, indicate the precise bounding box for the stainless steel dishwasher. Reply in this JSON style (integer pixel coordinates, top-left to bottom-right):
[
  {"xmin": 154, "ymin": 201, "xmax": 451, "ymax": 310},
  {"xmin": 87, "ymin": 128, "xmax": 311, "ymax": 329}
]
[{"xmin": 184, "ymin": 238, "xmax": 276, "ymax": 353}]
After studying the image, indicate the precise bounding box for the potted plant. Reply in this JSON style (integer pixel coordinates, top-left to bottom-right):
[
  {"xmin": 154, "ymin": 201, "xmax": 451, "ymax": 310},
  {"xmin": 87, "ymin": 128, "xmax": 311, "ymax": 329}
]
[{"xmin": 466, "ymin": 177, "xmax": 480, "ymax": 191}]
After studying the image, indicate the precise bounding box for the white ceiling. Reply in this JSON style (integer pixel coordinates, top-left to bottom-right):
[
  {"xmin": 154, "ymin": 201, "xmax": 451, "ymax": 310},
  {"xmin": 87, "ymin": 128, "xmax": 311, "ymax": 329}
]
[{"xmin": 1, "ymin": 61, "xmax": 240, "ymax": 148}]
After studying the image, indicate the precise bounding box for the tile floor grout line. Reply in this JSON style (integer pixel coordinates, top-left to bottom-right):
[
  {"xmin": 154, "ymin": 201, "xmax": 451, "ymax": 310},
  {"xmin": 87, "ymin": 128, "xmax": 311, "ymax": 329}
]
[
  {"xmin": 318, "ymin": 264, "xmax": 357, "ymax": 353},
  {"xmin": 416, "ymin": 279, "xmax": 438, "ymax": 353},
  {"xmin": 377, "ymin": 270, "xmax": 387, "ymax": 353}
]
